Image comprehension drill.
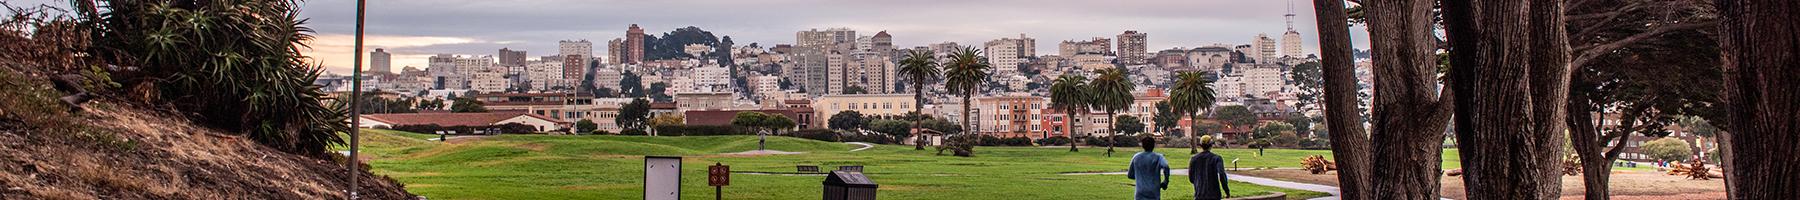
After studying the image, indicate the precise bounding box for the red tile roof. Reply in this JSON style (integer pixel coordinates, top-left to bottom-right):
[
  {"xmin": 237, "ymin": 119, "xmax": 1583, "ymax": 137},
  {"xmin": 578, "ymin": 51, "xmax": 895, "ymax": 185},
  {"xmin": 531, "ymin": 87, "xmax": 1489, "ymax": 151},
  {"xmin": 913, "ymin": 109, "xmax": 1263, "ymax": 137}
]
[
  {"xmin": 650, "ymin": 102, "xmax": 678, "ymax": 109},
  {"xmin": 362, "ymin": 112, "xmax": 560, "ymax": 127}
]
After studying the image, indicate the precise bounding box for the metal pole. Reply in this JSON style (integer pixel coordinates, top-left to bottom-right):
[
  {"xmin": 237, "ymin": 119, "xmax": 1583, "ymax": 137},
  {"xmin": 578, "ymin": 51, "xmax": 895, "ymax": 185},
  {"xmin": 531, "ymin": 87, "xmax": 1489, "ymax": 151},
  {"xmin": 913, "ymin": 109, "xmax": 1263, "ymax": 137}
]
[{"xmin": 348, "ymin": 0, "xmax": 366, "ymax": 198}]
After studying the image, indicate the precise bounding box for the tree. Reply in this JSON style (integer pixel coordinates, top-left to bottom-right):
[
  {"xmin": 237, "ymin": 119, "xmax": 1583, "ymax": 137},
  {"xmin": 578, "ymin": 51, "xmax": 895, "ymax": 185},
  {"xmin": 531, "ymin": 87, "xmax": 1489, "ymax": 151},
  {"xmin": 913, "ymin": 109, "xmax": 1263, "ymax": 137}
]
[
  {"xmin": 1114, "ymin": 115, "xmax": 1145, "ymax": 136},
  {"xmin": 1089, "ymin": 68, "xmax": 1135, "ymax": 157},
  {"xmin": 899, "ymin": 50, "xmax": 942, "ymax": 150},
  {"xmin": 943, "ymin": 47, "xmax": 990, "ymax": 138},
  {"xmin": 1152, "ymin": 101, "xmax": 1180, "ymax": 135},
  {"xmin": 1169, "ymin": 71, "xmax": 1216, "ymax": 154},
  {"xmin": 828, "ymin": 111, "xmax": 867, "ymax": 131},
  {"xmin": 1214, "ymin": 105, "xmax": 1257, "ymax": 142},
  {"xmin": 1716, "ymin": 0, "xmax": 1800, "ymax": 197},
  {"xmin": 1312, "ymin": 3, "xmax": 1371, "ymax": 197},
  {"xmin": 1640, "ymin": 137, "xmax": 1693, "ymax": 162},
  {"xmin": 868, "ymin": 120, "xmax": 914, "ymax": 139},
  {"xmin": 620, "ymin": 71, "xmax": 645, "ymax": 97},
  {"xmin": 1050, "ymin": 74, "xmax": 1091, "ymax": 152},
  {"xmin": 1286, "ymin": 114, "xmax": 1315, "ymax": 138},
  {"xmin": 617, "ymin": 99, "xmax": 651, "ymax": 132},
  {"xmin": 1565, "ymin": 27, "xmax": 1722, "ymax": 200},
  {"xmin": 575, "ymin": 119, "xmax": 599, "ymax": 134},
  {"xmin": 842, "ymin": 86, "xmax": 867, "ymax": 94},
  {"xmin": 1334, "ymin": 0, "xmax": 1462, "ymax": 198},
  {"xmin": 732, "ymin": 112, "xmax": 770, "ymax": 150},
  {"xmin": 1289, "ymin": 61, "xmax": 1325, "ymax": 114},
  {"xmin": 450, "ymin": 97, "xmax": 488, "ymax": 113},
  {"xmin": 647, "ymin": 115, "xmax": 684, "ymax": 135},
  {"xmin": 647, "ymin": 82, "xmax": 671, "ymax": 102},
  {"xmin": 1442, "ymin": 0, "xmax": 1574, "ymax": 198}
]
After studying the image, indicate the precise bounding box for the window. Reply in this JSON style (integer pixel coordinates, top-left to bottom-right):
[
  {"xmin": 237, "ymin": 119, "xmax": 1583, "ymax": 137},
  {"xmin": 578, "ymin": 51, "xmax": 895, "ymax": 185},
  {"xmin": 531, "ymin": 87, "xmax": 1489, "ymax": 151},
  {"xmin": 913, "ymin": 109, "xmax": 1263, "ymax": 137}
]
[{"xmin": 884, "ymin": 103, "xmax": 892, "ymax": 109}]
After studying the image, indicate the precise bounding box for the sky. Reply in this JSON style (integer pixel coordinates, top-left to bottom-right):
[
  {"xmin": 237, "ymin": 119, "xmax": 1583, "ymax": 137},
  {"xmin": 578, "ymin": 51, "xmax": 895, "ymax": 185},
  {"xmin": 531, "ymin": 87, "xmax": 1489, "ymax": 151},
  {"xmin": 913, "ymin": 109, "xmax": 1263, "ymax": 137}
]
[{"xmin": 10, "ymin": 0, "xmax": 1373, "ymax": 74}]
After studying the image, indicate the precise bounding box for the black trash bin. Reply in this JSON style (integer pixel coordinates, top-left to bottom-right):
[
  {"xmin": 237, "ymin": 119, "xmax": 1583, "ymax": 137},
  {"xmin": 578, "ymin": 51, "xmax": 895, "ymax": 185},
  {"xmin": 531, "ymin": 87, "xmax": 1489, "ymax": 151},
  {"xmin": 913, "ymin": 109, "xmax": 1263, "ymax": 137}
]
[{"xmin": 822, "ymin": 171, "xmax": 877, "ymax": 200}]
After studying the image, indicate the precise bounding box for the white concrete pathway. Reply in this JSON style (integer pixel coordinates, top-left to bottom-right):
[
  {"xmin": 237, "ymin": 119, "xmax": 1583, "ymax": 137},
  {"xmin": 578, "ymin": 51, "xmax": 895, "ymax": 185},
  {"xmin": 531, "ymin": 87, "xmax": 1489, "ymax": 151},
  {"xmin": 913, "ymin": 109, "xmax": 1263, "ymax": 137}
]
[{"xmin": 845, "ymin": 142, "xmax": 874, "ymax": 152}]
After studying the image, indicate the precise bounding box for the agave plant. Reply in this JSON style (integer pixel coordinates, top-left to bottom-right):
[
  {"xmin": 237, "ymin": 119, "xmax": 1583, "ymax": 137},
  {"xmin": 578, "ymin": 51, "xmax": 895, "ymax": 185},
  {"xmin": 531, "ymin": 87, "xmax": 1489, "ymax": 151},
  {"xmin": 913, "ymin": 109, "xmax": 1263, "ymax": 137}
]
[{"xmin": 84, "ymin": 0, "xmax": 345, "ymax": 157}]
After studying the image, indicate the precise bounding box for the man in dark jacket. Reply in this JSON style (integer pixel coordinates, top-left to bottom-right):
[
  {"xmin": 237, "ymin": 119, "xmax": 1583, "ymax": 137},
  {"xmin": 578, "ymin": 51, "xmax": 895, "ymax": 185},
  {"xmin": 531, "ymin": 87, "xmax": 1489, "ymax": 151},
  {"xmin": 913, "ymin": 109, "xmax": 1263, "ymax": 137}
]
[{"xmin": 1189, "ymin": 135, "xmax": 1231, "ymax": 199}]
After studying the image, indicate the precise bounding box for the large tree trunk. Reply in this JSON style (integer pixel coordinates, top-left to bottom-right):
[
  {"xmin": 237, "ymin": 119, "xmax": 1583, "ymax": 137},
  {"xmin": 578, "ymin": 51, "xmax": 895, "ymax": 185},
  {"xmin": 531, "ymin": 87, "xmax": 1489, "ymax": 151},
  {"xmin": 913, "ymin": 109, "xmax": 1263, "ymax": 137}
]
[
  {"xmin": 1363, "ymin": 0, "xmax": 1457, "ymax": 199},
  {"xmin": 1716, "ymin": 0, "xmax": 1800, "ymax": 198},
  {"xmin": 1313, "ymin": 0, "xmax": 1372, "ymax": 199},
  {"xmin": 1443, "ymin": 0, "xmax": 1571, "ymax": 198}
]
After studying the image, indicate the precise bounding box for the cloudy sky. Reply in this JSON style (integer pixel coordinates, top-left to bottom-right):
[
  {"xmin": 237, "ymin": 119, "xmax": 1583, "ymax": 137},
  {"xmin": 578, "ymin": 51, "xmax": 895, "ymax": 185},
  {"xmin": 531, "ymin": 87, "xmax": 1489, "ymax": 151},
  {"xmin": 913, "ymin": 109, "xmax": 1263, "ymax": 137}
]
[{"xmin": 12, "ymin": 0, "xmax": 1373, "ymax": 74}]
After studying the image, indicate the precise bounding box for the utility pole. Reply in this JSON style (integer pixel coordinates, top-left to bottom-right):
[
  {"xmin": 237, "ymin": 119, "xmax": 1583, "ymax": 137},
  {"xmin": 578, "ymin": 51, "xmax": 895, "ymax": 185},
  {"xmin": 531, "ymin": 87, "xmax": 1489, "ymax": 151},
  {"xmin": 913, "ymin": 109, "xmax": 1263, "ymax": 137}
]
[{"xmin": 348, "ymin": 0, "xmax": 366, "ymax": 198}]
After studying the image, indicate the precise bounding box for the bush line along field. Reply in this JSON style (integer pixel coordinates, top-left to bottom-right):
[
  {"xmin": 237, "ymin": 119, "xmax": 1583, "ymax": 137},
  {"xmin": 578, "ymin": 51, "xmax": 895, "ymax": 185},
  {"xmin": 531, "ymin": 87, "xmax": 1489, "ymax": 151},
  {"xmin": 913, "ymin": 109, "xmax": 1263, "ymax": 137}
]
[{"xmin": 350, "ymin": 129, "xmax": 1487, "ymax": 199}]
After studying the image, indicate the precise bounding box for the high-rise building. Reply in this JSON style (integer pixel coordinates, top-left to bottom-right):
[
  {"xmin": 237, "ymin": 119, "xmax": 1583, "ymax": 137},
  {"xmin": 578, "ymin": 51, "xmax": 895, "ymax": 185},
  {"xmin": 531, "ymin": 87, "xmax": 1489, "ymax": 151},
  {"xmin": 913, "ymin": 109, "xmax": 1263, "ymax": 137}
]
[
  {"xmin": 871, "ymin": 31, "xmax": 894, "ymax": 54},
  {"xmin": 607, "ymin": 38, "xmax": 626, "ymax": 64},
  {"xmin": 795, "ymin": 28, "xmax": 860, "ymax": 96},
  {"xmin": 1252, "ymin": 34, "xmax": 1279, "ymax": 63},
  {"xmin": 559, "ymin": 40, "xmax": 592, "ymax": 65},
  {"xmin": 562, "ymin": 55, "xmax": 583, "ymax": 80},
  {"xmin": 626, "ymin": 24, "xmax": 646, "ymax": 64},
  {"xmin": 1058, "ymin": 37, "xmax": 1112, "ymax": 57},
  {"xmin": 1117, "ymin": 31, "xmax": 1148, "ymax": 64},
  {"xmin": 370, "ymin": 48, "xmax": 391, "ymax": 73},
  {"xmin": 984, "ymin": 33, "xmax": 1036, "ymax": 74},
  {"xmin": 524, "ymin": 60, "xmax": 565, "ymax": 91},
  {"xmin": 842, "ymin": 52, "xmax": 895, "ymax": 94},
  {"xmin": 498, "ymin": 48, "xmax": 527, "ymax": 67},
  {"xmin": 1282, "ymin": 30, "xmax": 1303, "ymax": 58}
]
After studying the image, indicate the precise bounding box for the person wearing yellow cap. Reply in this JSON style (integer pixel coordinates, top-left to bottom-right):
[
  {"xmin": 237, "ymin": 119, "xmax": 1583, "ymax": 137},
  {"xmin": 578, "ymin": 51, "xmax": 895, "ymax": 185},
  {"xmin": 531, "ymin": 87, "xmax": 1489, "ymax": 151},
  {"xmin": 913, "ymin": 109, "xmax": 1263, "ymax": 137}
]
[{"xmin": 1188, "ymin": 135, "xmax": 1231, "ymax": 199}]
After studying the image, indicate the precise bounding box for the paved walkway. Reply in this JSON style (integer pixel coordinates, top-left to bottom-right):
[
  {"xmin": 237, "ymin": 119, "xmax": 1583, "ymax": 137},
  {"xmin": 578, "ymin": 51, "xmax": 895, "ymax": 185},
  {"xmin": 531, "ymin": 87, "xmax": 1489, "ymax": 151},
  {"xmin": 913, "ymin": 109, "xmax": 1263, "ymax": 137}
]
[
  {"xmin": 846, "ymin": 142, "xmax": 874, "ymax": 152},
  {"xmin": 1062, "ymin": 169, "xmax": 1451, "ymax": 200}
]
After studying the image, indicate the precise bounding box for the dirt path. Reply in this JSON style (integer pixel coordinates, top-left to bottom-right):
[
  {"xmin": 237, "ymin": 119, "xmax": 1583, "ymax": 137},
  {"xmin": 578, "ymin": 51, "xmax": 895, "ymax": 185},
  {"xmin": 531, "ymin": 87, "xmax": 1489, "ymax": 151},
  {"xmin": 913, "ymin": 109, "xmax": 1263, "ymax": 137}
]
[{"xmin": 1233, "ymin": 169, "xmax": 1725, "ymax": 200}]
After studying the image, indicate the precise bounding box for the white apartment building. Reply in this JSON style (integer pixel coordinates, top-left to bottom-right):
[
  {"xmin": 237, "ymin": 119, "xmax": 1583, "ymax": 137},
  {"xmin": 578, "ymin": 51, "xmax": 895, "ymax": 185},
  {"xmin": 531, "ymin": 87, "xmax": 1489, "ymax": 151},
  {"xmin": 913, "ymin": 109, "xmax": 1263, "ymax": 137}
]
[
  {"xmin": 842, "ymin": 52, "xmax": 894, "ymax": 94},
  {"xmin": 593, "ymin": 68, "xmax": 622, "ymax": 90},
  {"xmin": 684, "ymin": 44, "xmax": 712, "ymax": 58},
  {"xmin": 1252, "ymin": 34, "xmax": 1279, "ymax": 63},
  {"xmin": 691, "ymin": 65, "xmax": 731, "ymax": 92},
  {"xmin": 468, "ymin": 68, "xmax": 510, "ymax": 92},
  {"xmin": 1187, "ymin": 46, "xmax": 1234, "ymax": 72},
  {"xmin": 984, "ymin": 34, "xmax": 1036, "ymax": 75},
  {"xmin": 525, "ymin": 60, "xmax": 567, "ymax": 91},
  {"xmin": 812, "ymin": 94, "xmax": 915, "ymax": 127},
  {"xmin": 1059, "ymin": 37, "xmax": 1112, "ymax": 57},
  {"xmin": 1214, "ymin": 64, "xmax": 1287, "ymax": 100},
  {"xmin": 751, "ymin": 75, "xmax": 783, "ymax": 100},
  {"xmin": 560, "ymin": 40, "xmax": 593, "ymax": 67}
]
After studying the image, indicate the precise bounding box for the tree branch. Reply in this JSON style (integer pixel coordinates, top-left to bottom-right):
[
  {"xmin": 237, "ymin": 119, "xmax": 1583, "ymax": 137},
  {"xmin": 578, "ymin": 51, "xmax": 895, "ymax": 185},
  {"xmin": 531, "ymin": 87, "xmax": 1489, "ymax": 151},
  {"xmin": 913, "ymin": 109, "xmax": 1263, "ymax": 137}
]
[{"xmin": 1571, "ymin": 20, "xmax": 1718, "ymax": 69}]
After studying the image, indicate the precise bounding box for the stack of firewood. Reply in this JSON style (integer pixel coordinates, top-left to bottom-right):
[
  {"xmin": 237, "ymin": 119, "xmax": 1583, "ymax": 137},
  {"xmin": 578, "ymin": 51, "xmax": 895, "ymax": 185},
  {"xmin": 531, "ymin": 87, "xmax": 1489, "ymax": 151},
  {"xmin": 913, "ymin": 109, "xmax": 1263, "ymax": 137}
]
[
  {"xmin": 1665, "ymin": 158, "xmax": 1724, "ymax": 180},
  {"xmin": 1301, "ymin": 155, "xmax": 1337, "ymax": 174}
]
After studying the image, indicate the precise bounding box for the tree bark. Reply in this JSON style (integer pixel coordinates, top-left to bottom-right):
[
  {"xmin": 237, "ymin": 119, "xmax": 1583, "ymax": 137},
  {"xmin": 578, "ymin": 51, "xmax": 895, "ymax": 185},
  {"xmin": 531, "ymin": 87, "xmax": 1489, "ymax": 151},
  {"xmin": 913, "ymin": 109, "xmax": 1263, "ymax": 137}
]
[
  {"xmin": 1106, "ymin": 110, "xmax": 1117, "ymax": 157},
  {"xmin": 1070, "ymin": 108, "xmax": 1081, "ymax": 152},
  {"xmin": 1443, "ymin": 0, "xmax": 1570, "ymax": 198},
  {"xmin": 1716, "ymin": 0, "xmax": 1800, "ymax": 198},
  {"xmin": 1364, "ymin": 0, "xmax": 1458, "ymax": 199},
  {"xmin": 1313, "ymin": 0, "xmax": 1372, "ymax": 199}
]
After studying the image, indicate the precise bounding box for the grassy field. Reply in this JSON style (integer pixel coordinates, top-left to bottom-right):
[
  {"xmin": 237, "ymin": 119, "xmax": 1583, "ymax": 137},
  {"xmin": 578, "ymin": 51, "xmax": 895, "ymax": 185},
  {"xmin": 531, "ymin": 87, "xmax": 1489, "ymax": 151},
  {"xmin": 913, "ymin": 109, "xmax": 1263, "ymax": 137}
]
[{"xmin": 346, "ymin": 130, "xmax": 1487, "ymax": 200}]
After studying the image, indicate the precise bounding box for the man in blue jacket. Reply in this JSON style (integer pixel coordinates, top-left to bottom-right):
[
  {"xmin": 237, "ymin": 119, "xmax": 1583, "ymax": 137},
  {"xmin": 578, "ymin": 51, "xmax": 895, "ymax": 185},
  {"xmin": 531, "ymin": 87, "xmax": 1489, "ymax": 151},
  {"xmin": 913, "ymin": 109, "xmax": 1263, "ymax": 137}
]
[
  {"xmin": 1127, "ymin": 136, "xmax": 1170, "ymax": 200},
  {"xmin": 1190, "ymin": 135, "xmax": 1231, "ymax": 200}
]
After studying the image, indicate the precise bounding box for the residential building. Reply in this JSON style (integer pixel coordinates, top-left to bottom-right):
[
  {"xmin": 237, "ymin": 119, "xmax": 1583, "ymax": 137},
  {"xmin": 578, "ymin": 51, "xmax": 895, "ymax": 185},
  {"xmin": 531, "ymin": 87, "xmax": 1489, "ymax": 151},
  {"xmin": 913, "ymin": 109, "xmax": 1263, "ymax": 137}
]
[
  {"xmin": 811, "ymin": 94, "xmax": 915, "ymax": 127},
  {"xmin": 593, "ymin": 68, "xmax": 623, "ymax": 91},
  {"xmin": 1117, "ymin": 31, "xmax": 1148, "ymax": 64},
  {"xmin": 684, "ymin": 44, "xmax": 712, "ymax": 58},
  {"xmin": 559, "ymin": 40, "xmax": 592, "ymax": 66},
  {"xmin": 871, "ymin": 31, "xmax": 894, "ymax": 54},
  {"xmin": 562, "ymin": 54, "xmax": 584, "ymax": 80},
  {"xmin": 1282, "ymin": 30, "xmax": 1304, "ymax": 58},
  {"xmin": 370, "ymin": 48, "xmax": 391, "ymax": 73},
  {"xmin": 690, "ymin": 65, "xmax": 731, "ymax": 92},
  {"xmin": 1251, "ymin": 34, "xmax": 1278, "ymax": 63},
  {"xmin": 607, "ymin": 38, "xmax": 626, "ymax": 64},
  {"xmin": 1187, "ymin": 46, "xmax": 1234, "ymax": 72},
  {"xmin": 524, "ymin": 60, "xmax": 566, "ymax": 91},
  {"xmin": 627, "ymin": 24, "xmax": 645, "ymax": 64},
  {"xmin": 974, "ymin": 95, "xmax": 1048, "ymax": 139},
  {"xmin": 499, "ymin": 48, "xmax": 527, "ymax": 67},
  {"xmin": 841, "ymin": 52, "xmax": 895, "ymax": 94},
  {"xmin": 985, "ymin": 34, "xmax": 1036, "ymax": 75},
  {"xmin": 674, "ymin": 92, "xmax": 733, "ymax": 112},
  {"xmin": 1059, "ymin": 37, "xmax": 1113, "ymax": 57}
]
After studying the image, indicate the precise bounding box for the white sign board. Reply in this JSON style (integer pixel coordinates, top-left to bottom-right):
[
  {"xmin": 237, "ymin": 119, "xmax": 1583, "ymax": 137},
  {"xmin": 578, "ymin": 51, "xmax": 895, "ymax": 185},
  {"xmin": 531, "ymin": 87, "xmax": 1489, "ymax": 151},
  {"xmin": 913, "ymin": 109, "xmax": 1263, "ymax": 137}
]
[{"xmin": 644, "ymin": 156, "xmax": 682, "ymax": 200}]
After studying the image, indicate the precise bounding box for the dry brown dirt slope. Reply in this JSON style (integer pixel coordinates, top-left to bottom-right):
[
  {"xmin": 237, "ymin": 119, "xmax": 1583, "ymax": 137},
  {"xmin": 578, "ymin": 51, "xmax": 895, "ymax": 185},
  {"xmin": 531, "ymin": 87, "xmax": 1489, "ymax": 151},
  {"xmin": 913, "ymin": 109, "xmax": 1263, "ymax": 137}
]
[{"xmin": 0, "ymin": 71, "xmax": 412, "ymax": 199}]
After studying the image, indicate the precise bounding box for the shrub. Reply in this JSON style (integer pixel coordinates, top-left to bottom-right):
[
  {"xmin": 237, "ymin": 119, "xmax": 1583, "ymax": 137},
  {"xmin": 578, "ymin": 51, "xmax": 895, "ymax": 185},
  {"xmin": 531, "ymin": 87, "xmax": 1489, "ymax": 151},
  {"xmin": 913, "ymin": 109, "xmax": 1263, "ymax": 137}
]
[
  {"xmin": 1111, "ymin": 134, "xmax": 1141, "ymax": 147},
  {"xmin": 788, "ymin": 129, "xmax": 840, "ymax": 142},
  {"xmin": 1299, "ymin": 138, "xmax": 1331, "ymax": 149},
  {"xmin": 654, "ymin": 125, "xmax": 756, "ymax": 136},
  {"xmin": 938, "ymin": 134, "xmax": 979, "ymax": 157},
  {"xmin": 1642, "ymin": 137, "xmax": 1693, "ymax": 162},
  {"xmin": 840, "ymin": 133, "xmax": 896, "ymax": 144},
  {"xmin": 1036, "ymin": 136, "xmax": 1072, "ymax": 146},
  {"xmin": 620, "ymin": 129, "xmax": 648, "ymax": 136}
]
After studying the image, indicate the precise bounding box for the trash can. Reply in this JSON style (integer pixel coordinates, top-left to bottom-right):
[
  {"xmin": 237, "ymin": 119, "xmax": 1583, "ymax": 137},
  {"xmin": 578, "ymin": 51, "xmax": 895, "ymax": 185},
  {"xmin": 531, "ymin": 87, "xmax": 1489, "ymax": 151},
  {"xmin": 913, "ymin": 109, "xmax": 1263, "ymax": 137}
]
[{"xmin": 822, "ymin": 171, "xmax": 877, "ymax": 200}]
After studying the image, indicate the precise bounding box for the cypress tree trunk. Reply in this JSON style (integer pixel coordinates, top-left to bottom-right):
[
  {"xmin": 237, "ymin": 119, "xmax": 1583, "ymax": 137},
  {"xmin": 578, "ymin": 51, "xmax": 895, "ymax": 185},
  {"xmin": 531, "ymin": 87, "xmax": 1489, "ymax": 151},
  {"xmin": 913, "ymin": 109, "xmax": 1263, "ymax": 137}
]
[
  {"xmin": 1716, "ymin": 0, "xmax": 1800, "ymax": 198},
  {"xmin": 1443, "ymin": 0, "xmax": 1570, "ymax": 198},
  {"xmin": 1313, "ymin": 0, "xmax": 1371, "ymax": 199},
  {"xmin": 1364, "ymin": 0, "xmax": 1458, "ymax": 198}
]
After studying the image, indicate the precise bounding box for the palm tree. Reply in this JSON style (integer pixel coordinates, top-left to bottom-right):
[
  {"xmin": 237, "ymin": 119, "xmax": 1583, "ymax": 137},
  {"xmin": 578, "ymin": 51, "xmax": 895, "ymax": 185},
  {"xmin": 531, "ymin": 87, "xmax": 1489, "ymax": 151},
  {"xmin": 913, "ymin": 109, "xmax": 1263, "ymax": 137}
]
[
  {"xmin": 1088, "ymin": 68, "xmax": 1135, "ymax": 157},
  {"xmin": 898, "ymin": 50, "xmax": 941, "ymax": 150},
  {"xmin": 1169, "ymin": 71, "xmax": 1217, "ymax": 154},
  {"xmin": 1050, "ymin": 75, "xmax": 1091, "ymax": 152},
  {"xmin": 943, "ymin": 47, "xmax": 991, "ymax": 142}
]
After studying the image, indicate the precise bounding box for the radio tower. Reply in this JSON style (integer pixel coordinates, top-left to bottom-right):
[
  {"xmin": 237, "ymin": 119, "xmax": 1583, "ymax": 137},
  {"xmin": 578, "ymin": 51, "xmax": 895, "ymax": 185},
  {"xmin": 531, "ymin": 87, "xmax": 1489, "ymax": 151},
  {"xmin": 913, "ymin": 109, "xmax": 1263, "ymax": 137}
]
[{"xmin": 1285, "ymin": 0, "xmax": 1297, "ymax": 31}]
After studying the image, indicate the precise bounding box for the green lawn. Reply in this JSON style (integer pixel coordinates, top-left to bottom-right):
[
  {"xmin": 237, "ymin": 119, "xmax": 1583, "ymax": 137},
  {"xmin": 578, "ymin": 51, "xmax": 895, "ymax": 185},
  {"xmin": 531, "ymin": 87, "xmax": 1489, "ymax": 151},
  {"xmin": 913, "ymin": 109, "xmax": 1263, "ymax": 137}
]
[{"xmin": 352, "ymin": 130, "xmax": 1480, "ymax": 200}]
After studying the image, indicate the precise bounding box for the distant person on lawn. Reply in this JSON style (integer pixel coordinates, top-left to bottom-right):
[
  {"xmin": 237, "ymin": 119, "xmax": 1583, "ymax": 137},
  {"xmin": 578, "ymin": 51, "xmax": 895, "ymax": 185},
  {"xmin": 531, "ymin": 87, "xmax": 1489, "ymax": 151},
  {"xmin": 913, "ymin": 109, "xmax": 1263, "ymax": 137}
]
[
  {"xmin": 1190, "ymin": 135, "xmax": 1231, "ymax": 199},
  {"xmin": 1127, "ymin": 136, "xmax": 1170, "ymax": 200}
]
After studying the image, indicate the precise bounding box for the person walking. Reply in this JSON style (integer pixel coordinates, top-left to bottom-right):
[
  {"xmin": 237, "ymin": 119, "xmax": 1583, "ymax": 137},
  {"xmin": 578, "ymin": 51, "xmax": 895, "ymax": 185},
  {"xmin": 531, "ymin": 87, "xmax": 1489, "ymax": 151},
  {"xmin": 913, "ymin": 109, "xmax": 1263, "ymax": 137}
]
[
  {"xmin": 1127, "ymin": 136, "xmax": 1170, "ymax": 200},
  {"xmin": 1190, "ymin": 135, "xmax": 1231, "ymax": 200}
]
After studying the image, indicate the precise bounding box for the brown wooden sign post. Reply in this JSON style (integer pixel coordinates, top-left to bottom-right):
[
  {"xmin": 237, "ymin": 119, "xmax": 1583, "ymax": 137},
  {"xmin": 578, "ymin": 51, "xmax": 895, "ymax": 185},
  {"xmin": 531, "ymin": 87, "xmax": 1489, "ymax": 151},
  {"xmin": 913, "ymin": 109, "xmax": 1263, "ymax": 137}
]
[{"xmin": 708, "ymin": 163, "xmax": 730, "ymax": 200}]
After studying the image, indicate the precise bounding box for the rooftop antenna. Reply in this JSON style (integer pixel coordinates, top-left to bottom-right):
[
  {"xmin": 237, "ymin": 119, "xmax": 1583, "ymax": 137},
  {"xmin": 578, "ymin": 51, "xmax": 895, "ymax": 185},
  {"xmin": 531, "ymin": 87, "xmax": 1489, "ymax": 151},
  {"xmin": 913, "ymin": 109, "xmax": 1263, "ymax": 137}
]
[{"xmin": 1285, "ymin": 0, "xmax": 1298, "ymax": 31}]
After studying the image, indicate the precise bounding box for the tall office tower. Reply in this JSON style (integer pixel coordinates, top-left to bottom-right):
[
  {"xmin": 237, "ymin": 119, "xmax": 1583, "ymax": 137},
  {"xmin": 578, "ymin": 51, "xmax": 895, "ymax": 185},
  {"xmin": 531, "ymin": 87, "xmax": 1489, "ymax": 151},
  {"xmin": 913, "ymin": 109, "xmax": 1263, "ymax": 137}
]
[
  {"xmin": 871, "ymin": 31, "xmax": 894, "ymax": 54},
  {"xmin": 607, "ymin": 38, "xmax": 626, "ymax": 64},
  {"xmin": 559, "ymin": 40, "xmax": 592, "ymax": 66},
  {"xmin": 370, "ymin": 48, "xmax": 391, "ymax": 73},
  {"xmin": 984, "ymin": 33, "xmax": 1035, "ymax": 74},
  {"xmin": 498, "ymin": 48, "xmax": 527, "ymax": 67},
  {"xmin": 626, "ymin": 24, "xmax": 646, "ymax": 64},
  {"xmin": 1251, "ymin": 33, "xmax": 1278, "ymax": 63},
  {"xmin": 1058, "ymin": 37, "xmax": 1112, "ymax": 57},
  {"xmin": 1117, "ymin": 31, "xmax": 1148, "ymax": 64}
]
